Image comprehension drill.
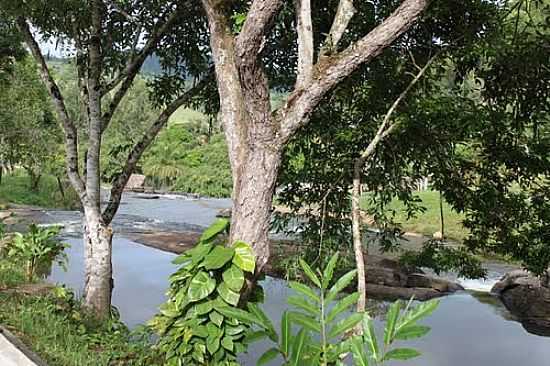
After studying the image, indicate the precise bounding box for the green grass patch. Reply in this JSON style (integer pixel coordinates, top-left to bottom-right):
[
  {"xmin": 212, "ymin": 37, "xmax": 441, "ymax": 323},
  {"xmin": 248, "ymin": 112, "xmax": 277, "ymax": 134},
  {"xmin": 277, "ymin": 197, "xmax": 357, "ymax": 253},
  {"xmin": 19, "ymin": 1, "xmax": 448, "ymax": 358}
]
[
  {"xmin": 361, "ymin": 190, "xmax": 468, "ymax": 242},
  {"xmin": 0, "ymin": 259, "xmax": 160, "ymax": 366},
  {"xmin": 0, "ymin": 171, "xmax": 79, "ymax": 209}
]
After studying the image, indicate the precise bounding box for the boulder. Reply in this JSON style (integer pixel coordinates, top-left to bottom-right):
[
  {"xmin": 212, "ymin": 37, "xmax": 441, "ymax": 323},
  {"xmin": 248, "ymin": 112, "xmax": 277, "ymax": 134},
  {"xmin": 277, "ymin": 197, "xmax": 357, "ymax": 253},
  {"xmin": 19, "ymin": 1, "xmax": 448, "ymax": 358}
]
[{"xmin": 491, "ymin": 271, "xmax": 550, "ymax": 336}]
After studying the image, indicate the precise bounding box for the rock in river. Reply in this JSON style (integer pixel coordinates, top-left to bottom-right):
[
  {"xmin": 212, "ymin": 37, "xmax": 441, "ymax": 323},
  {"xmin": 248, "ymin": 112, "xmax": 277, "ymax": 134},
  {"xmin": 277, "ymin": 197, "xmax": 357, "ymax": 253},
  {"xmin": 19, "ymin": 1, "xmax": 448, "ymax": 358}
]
[{"xmin": 491, "ymin": 270, "xmax": 550, "ymax": 336}]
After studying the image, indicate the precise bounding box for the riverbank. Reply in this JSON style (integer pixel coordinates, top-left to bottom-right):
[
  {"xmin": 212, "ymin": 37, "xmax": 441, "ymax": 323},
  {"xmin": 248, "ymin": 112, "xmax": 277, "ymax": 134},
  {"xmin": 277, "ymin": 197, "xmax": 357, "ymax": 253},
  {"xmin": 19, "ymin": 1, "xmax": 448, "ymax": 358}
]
[{"xmin": 0, "ymin": 261, "xmax": 158, "ymax": 366}]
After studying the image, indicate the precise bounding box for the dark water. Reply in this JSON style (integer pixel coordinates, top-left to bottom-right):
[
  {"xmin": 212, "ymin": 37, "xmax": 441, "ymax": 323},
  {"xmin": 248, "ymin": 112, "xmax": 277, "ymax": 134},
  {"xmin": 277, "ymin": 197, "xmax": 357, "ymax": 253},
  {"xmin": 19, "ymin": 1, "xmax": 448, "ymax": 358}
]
[{"xmin": 44, "ymin": 193, "xmax": 550, "ymax": 365}]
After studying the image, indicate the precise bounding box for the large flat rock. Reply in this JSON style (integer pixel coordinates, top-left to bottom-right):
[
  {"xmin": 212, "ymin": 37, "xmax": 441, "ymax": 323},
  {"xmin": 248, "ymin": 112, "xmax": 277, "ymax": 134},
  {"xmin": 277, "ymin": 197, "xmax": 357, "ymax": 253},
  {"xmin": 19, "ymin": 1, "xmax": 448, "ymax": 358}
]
[{"xmin": 0, "ymin": 327, "xmax": 46, "ymax": 366}]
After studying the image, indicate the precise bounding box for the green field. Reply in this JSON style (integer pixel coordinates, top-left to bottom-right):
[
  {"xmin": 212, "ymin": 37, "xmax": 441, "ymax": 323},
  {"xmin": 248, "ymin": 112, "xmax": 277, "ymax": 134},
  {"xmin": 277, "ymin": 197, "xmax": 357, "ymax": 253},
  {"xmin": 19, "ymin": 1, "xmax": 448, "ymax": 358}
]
[
  {"xmin": 0, "ymin": 171, "xmax": 79, "ymax": 209},
  {"xmin": 361, "ymin": 190, "xmax": 467, "ymax": 242}
]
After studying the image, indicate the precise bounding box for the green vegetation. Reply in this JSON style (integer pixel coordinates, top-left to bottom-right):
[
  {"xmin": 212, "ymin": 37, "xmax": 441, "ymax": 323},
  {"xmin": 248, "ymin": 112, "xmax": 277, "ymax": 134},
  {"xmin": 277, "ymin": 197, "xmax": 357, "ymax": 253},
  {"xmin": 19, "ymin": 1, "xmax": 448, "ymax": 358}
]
[
  {"xmin": 0, "ymin": 170, "xmax": 79, "ymax": 209},
  {"xmin": 361, "ymin": 190, "xmax": 467, "ymax": 241}
]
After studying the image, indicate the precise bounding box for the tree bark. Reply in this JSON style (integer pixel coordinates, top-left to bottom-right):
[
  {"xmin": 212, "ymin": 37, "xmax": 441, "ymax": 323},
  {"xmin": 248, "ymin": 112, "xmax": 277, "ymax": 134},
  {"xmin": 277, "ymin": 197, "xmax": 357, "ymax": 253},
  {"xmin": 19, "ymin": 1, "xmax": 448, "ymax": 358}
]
[
  {"xmin": 352, "ymin": 161, "xmax": 367, "ymax": 314},
  {"xmin": 82, "ymin": 207, "xmax": 113, "ymax": 318}
]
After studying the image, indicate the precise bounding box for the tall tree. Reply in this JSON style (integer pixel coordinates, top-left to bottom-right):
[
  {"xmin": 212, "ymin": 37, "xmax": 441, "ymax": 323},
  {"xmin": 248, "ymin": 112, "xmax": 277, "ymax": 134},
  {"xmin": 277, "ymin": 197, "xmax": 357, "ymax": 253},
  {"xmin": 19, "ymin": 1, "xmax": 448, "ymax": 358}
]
[
  {"xmin": 0, "ymin": 0, "xmax": 209, "ymax": 317},
  {"xmin": 200, "ymin": 0, "xmax": 431, "ymax": 276}
]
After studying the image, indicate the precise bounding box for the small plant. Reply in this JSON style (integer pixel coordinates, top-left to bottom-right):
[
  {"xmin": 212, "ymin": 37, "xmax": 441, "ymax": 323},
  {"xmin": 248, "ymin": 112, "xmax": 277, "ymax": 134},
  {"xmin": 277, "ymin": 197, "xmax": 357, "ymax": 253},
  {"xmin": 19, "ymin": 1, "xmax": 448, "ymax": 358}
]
[
  {"xmin": 6, "ymin": 224, "xmax": 69, "ymax": 281},
  {"xmin": 253, "ymin": 253, "xmax": 439, "ymax": 365},
  {"xmin": 151, "ymin": 219, "xmax": 262, "ymax": 366}
]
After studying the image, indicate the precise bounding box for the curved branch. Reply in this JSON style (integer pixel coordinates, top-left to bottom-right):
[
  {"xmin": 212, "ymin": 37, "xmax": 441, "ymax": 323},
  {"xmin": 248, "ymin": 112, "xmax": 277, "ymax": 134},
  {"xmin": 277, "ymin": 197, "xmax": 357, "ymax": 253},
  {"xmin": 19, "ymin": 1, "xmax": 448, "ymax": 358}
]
[
  {"xmin": 16, "ymin": 17, "xmax": 87, "ymax": 201},
  {"xmin": 101, "ymin": 72, "xmax": 214, "ymax": 224}
]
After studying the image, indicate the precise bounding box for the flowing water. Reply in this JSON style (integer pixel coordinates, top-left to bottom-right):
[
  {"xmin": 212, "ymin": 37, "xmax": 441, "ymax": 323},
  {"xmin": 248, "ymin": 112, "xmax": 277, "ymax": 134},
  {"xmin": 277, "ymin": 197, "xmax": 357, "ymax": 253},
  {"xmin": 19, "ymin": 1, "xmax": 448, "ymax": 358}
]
[{"xmin": 39, "ymin": 192, "xmax": 550, "ymax": 365}]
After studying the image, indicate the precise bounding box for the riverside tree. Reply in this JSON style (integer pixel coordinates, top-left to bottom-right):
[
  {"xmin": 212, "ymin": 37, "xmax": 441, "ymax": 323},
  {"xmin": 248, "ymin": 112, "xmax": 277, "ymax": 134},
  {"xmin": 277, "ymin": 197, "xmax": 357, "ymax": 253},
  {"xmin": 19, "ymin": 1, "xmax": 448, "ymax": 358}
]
[{"xmin": 0, "ymin": 0, "xmax": 210, "ymax": 318}]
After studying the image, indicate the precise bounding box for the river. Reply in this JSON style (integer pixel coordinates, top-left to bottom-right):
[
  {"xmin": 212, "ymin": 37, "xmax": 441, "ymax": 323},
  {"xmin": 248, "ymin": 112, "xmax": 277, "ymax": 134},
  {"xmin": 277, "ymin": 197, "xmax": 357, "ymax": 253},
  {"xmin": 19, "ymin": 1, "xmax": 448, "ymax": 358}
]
[{"xmin": 37, "ymin": 192, "xmax": 549, "ymax": 365}]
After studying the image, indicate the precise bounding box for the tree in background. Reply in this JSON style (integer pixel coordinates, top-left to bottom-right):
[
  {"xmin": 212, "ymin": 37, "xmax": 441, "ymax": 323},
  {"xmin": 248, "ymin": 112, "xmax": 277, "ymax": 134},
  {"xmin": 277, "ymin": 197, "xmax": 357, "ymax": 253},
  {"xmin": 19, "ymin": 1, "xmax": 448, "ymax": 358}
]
[{"xmin": 1, "ymin": 0, "xmax": 210, "ymax": 317}]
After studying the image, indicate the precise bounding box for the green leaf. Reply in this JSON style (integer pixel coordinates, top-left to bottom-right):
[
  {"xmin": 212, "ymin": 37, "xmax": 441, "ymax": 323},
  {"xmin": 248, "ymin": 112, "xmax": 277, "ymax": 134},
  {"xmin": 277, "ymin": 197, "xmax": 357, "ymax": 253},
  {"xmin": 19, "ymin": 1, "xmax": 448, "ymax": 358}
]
[
  {"xmin": 299, "ymin": 259, "xmax": 321, "ymax": 288},
  {"xmin": 326, "ymin": 270, "xmax": 357, "ymax": 303},
  {"xmin": 350, "ymin": 336, "xmax": 370, "ymax": 366},
  {"xmin": 396, "ymin": 299, "xmax": 440, "ymax": 331},
  {"xmin": 209, "ymin": 311, "xmax": 224, "ymax": 327},
  {"xmin": 383, "ymin": 348, "xmax": 421, "ymax": 361},
  {"xmin": 257, "ymin": 347, "xmax": 280, "ymax": 366},
  {"xmin": 322, "ymin": 252, "xmax": 339, "ymax": 289},
  {"xmin": 281, "ymin": 311, "xmax": 291, "ymax": 357},
  {"xmin": 201, "ymin": 219, "xmax": 229, "ymax": 242},
  {"xmin": 226, "ymin": 325, "xmax": 246, "ymax": 336},
  {"xmin": 289, "ymin": 281, "xmax": 320, "ymax": 304},
  {"xmin": 194, "ymin": 325, "xmax": 209, "ymax": 338},
  {"xmin": 203, "ymin": 246, "xmax": 235, "ymax": 270},
  {"xmin": 288, "ymin": 295, "xmax": 318, "ymax": 317},
  {"xmin": 206, "ymin": 335, "xmax": 221, "ymax": 355},
  {"xmin": 223, "ymin": 265, "xmax": 245, "ymax": 292},
  {"xmin": 233, "ymin": 241, "xmax": 255, "ymax": 273},
  {"xmin": 394, "ymin": 324, "xmax": 431, "ymax": 340},
  {"xmin": 327, "ymin": 312, "xmax": 363, "ymax": 339},
  {"xmin": 217, "ymin": 282, "xmax": 241, "ymax": 306},
  {"xmin": 384, "ymin": 300, "xmax": 402, "ymax": 346},
  {"xmin": 326, "ymin": 292, "xmax": 359, "ymax": 323},
  {"xmin": 243, "ymin": 330, "xmax": 269, "ymax": 344},
  {"xmin": 188, "ymin": 271, "xmax": 216, "ymax": 302},
  {"xmin": 362, "ymin": 314, "xmax": 379, "ymax": 361},
  {"xmin": 221, "ymin": 336, "xmax": 234, "ymax": 351},
  {"xmin": 288, "ymin": 312, "xmax": 321, "ymax": 333},
  {"xmin": 290, "ymin": 328, "xmax": 308, "ymax": 366},
  {"xmin": 215, "ymin": 305, "xmax": 259, "ymax": 325},
  {"xmin": 247, "ymin": 303, "xmax": 277, "ymax": 341}
]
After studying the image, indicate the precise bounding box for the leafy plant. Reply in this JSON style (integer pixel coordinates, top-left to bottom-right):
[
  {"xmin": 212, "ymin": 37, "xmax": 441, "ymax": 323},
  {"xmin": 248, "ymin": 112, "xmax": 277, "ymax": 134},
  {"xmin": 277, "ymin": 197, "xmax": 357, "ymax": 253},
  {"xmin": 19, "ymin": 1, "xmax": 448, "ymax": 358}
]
[
  {"xmin": 6, "ymin": 224, "xmax": 68, "ymax": 281},
  {"xmin": 150, "ymin": 219, "xmax": 262, "ymax": 366},
  {"xmin": 253, "ymin": 253, "xmax": 438, "ymax": 366}
]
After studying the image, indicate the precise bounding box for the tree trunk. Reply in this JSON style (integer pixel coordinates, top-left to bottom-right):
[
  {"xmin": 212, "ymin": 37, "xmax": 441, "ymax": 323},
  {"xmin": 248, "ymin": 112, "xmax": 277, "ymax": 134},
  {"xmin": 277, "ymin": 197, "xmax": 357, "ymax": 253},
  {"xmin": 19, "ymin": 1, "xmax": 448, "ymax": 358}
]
[
  {"xmin": 82, "ymin": 208, "xmax": 113, "ymax": 319},
  {"xmin": 229, "ymin": 147, "xmax": 282, "ymax": 272},
  {"xmin": 352, "ymin": 161, "xmax": 367, "ymax": 314},
  {"xmin": 56, "ymin": 176, "xmax": 66, "ymax": 199}
]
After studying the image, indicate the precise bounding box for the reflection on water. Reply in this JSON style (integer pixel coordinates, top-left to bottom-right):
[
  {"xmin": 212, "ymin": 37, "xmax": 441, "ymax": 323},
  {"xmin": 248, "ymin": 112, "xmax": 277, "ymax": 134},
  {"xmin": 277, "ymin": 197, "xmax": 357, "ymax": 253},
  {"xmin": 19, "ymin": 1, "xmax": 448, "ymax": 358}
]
[{"xmin": 49, "ymin": 234, "xmax": 550, "ymax": 366}]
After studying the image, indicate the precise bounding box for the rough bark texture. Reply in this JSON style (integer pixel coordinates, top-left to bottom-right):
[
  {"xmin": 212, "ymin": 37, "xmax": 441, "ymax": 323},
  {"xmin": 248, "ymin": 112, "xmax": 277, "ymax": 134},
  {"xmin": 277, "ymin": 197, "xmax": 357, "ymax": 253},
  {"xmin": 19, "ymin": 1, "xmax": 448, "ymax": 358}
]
[{"xmin": 201, "ymin": 0, "xmax": 430, "ymax": 275}]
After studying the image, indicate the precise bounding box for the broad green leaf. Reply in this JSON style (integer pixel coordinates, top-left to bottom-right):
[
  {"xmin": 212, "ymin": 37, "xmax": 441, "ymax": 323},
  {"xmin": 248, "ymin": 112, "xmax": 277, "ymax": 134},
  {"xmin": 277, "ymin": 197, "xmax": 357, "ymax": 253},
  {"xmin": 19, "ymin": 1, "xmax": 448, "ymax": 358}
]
[
  {"xmin": 383, "ymin": 348, "xmax": 421, "ymax": 361},
  {"xmin": 327, "ymin": 313, "xmax": 363, "ymax": 339},
  {"xmin": 299, "ymin": 259, "xmax": 321, "ymax": 288},
  {"xmin": 233, "ymin": 241, "xmax": 256, "ymax": 273},
  {"xmin": 194, "ymin": 325, "xmax": 209, "ymax": 338},
  {"xmin": 203, "ymin": 246, "xmax": 235, "ymax": 270},
  {"xmin": 248, "ymin": 303, "xmax": 277, "ymax": 341},
  {"xmin": 257, "ymin": 347, "xmax": 280, "ymax": 366},
  {"xmin": 288, "ymin": 295, "xmax": 318, "ymax": 317},
  {"xmin": 226, "ymin": 325, "xmax": 246, "ymax": 336},
  {"xmin": 281, "ymin": 311, "xmax": 291, "ymax": 357},
  {"xmin": 192, "ymin": 300, "xmax": 214, "ymax": 315},
  {"xmin": 188, "ymin": 271, "xmax": 216, "ymax": 302},
  {"xmin": 209, "ymin": 311, "xmax": 224, "ymax": 327},
  {"xmin": 326, "ymin": 292, "xmax": 359, "ymax": 323},
  {"xmin": 217, "ymin": 282, "xmax": 241, "ymax": 306},
  {"xmin": 289, "ymin": 281, "xmax": 320, "ymax": 303},
  {"xmin": 363, "ymin": 314, "xmax": 379, "ymax": 361},
  {"xmin": 288, "ymin": 312, "xmax": 321, "ymax": 333},
  {"xmin": 326, "ymin": 270, "xmax": 357, "ymax": 303},
  {"xmin": 206, "ymin": 335, "xmax": 221, "ymax": 355},
  {"xmin": 350, "ymin": 336, "xmax": 370, "ymax": 366},
  {"xmin": 394, "ymin": 324, "xmax": 431, "ymax": 340},
  {"xmin": 290, "ymin": 328, "xmax": 308, "ymax": 366},
  {"xmin": 384, "ymin": 300, "xmax": 402, "ymax": 346},
  {"xmin": 223, "ymin": 265, "xmax": 245, "ymax": 292},
  {"xmin": 201, "ymin": 219, "xmax": 229, "ymax": 242},
  {"xmin": 215, "ymin": 305, "xmax": 260, "ymax": 325},
  {"xmin": 221, "ymin": 336, "xmax": 234, "ymax": 351},
  {"xmin": 322, "ymin": 252, "xmax": 339, "ymax": 289}
]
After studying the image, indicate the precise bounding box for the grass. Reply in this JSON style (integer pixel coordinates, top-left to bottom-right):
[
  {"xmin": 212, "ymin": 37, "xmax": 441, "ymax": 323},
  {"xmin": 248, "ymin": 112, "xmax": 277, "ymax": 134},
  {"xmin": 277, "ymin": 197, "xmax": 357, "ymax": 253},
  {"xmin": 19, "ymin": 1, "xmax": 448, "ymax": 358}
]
[
  {"xmin": 0, "ymin": 171, "xmax": 79, "ymax": 209},
  {"xmin": 361, "ymin": 190, "xmax": 468, "ymax": 242},
  {"xmin": 0, "ymin": 258, "xmax": 160, "ymax": 366}
]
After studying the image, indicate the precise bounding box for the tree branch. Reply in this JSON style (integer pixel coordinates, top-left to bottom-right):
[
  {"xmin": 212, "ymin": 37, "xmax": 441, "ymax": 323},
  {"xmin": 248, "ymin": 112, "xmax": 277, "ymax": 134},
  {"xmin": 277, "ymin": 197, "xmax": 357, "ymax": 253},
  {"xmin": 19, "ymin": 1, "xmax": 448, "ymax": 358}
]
[
  {"xmin": 15, "ymin": 17, "xmax": 87, "ymax": 201},
  {"xmin": 295, "ymin": 0, "xmax": 314, "ymax": 88},
  {"xmin": 278, "ymin": 0, "xmax": 430, "ymax": 143},
  {"xmin": 319, "ymin": 0, "xmax": 356, "ymax": 58},
  {"xmin": 102, "ymin": 72, "xmax": 214, "ymax": 224},
  {"xmin": 100, "ymin": 7, "xmax": 181, "ymax": 131}
]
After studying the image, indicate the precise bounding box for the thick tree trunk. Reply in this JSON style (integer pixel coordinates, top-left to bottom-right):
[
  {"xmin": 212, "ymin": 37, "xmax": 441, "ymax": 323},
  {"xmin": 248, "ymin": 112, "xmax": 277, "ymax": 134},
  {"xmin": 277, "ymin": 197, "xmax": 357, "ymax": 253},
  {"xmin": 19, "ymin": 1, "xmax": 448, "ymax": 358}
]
[
  {"xmin": 82, "ymin": 208, "xmax": 113, "ymax": 318},
  {"xmin": 352, "ymin": 161, "xmax": 367, "ymax": 314},
  {"xmin": 229, "ymin": 147, "xmax": 282, "ymax": 272}
]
